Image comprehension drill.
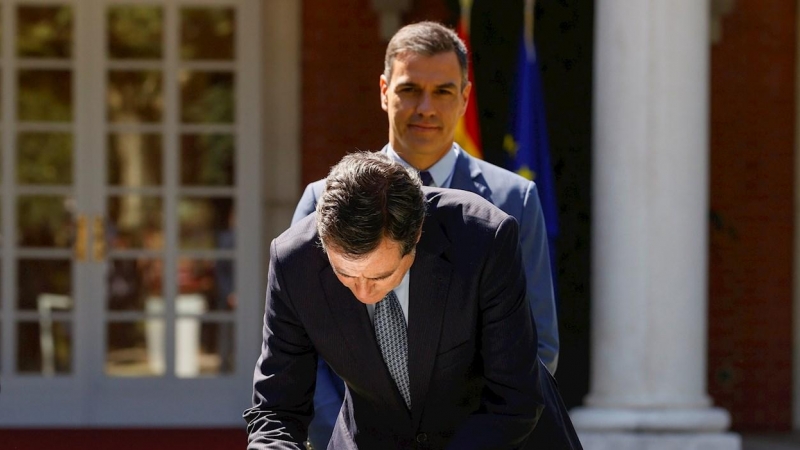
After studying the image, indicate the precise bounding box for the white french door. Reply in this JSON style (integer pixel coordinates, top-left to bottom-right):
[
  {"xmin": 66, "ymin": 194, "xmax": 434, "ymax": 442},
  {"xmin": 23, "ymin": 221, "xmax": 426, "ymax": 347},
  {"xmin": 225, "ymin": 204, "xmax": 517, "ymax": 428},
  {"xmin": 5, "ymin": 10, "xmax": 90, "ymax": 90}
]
[{"xmin": 0, "ymin": 0, "xmax": 262, "ymax": 425}]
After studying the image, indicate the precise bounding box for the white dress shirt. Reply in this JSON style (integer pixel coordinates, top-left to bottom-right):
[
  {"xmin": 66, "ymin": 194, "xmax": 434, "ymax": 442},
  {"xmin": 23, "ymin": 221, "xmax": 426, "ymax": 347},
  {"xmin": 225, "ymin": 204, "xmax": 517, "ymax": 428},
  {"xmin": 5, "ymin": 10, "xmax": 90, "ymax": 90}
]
[{"xmin": 387, "ymin": 145, "xmax": 459, "ymax": 188}]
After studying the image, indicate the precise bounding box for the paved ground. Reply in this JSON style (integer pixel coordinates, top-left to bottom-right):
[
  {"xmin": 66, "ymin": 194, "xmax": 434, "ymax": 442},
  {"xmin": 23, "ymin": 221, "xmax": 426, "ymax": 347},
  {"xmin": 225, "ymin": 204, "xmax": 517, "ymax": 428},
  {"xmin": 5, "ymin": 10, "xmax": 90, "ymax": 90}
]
[{"xmin": 743, "ymin": 433, "xmax": 800, "ymax": 450}]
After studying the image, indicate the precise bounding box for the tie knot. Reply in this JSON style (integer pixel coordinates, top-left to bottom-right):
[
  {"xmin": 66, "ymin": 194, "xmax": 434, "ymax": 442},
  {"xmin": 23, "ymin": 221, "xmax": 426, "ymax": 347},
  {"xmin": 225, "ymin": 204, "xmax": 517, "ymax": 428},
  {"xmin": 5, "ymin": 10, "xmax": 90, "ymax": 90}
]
[{"xmin": 419, "ymin": 170, "xmax": 434, "ymax": 187}]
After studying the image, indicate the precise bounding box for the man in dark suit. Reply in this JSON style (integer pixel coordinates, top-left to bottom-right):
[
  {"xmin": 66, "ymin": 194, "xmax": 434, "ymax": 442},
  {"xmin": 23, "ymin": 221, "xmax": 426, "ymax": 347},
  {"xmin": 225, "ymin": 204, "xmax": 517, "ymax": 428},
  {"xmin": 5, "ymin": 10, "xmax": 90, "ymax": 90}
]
[
  {"xmin": 292, "ymin": 21, "xmax": 560, "ymax": 448},
  {"xmin": 245, "ymin": 152, "xmax": 579, "ymax": 449}
]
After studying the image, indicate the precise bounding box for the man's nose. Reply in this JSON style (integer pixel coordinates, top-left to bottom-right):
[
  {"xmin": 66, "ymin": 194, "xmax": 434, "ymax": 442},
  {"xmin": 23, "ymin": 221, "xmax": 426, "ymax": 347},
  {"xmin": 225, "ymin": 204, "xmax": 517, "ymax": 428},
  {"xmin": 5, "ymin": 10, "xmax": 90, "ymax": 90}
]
[
  {"xmin": 416, "ymin": 92, "xmax": 435, "ymax": 115},
  {"xmin": 352, "ymin": 279, "xmax": 371, "ymax": 300}
]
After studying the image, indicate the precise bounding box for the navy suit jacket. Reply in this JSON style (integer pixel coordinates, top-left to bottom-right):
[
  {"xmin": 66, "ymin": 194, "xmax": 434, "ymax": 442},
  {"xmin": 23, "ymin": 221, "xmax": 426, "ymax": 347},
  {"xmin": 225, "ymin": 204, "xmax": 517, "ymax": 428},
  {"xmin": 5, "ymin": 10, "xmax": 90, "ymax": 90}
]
[
  {"xmin": 293, "ymin": 146, "xmax": 558, "ymax": 368},
  {"xmin": 292, "ymin": 146, "xmax": 560, "ymax": 447},
  {"xmin": 246, "ymin": 188, "xmax": 545, "ymax": 449}
]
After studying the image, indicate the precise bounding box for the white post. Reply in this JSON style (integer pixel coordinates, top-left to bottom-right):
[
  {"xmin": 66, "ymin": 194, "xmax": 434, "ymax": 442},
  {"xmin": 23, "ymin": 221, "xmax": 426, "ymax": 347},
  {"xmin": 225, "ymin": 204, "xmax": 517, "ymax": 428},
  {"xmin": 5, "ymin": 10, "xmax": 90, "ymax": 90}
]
[{"xmin": 570, "ymin": 1, "xmax": 740, "ymax": 448}]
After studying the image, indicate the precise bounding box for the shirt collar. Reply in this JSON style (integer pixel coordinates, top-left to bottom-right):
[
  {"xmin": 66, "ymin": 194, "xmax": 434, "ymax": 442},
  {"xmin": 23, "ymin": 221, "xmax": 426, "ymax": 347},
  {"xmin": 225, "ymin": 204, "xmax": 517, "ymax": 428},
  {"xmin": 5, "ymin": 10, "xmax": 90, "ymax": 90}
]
[{"xmin": 386, "ymin": 144, "xmax": 460, "ymax": 188}]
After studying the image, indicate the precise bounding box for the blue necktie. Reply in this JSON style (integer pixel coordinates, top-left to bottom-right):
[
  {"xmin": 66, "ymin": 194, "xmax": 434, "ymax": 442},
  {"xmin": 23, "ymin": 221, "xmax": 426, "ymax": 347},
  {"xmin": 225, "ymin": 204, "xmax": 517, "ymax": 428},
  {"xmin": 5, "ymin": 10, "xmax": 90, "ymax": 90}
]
[
  {"xmin": 419, "ymin": 170, "xmax": 434, "ymax": 187},
  {"xmin": 374, "ymin": 290, "xmax": 411, "ymax": 409}
]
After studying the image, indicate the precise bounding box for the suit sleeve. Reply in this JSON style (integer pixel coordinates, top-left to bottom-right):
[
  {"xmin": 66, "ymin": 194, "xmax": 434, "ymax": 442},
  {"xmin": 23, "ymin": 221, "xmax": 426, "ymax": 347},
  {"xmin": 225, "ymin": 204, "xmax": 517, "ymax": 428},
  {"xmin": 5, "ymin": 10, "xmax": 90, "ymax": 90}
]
[
  {"xmin": 520, "ymin": 182, "xmax": 560, "ymax": 373},
  {"xmin": 446, "ymin": 216, "xmax": 544, "ymax": 449},
  {"xmin": 289, "ymin": 181, "xmax": 344, "ymax": 449},
  {"xmin": 243, "ymin": 240, "xmax": 317, "ymax": 450}
]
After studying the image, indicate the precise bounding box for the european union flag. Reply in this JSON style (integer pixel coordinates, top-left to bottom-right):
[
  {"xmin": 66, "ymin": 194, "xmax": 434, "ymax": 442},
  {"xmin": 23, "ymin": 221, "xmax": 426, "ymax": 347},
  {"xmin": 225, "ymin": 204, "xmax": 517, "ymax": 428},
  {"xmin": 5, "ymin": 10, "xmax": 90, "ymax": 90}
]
[{"xmin": 504, "ymin": 35, "xmax": 559, "ymax": 289}]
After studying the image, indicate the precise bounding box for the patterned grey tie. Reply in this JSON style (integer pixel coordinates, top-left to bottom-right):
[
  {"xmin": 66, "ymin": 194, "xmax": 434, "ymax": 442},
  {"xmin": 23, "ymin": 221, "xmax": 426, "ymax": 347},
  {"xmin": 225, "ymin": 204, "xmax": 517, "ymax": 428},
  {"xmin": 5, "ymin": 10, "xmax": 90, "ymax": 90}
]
[
  {"xmin": 374, "ymin": 290, "xmax": 411, "ymax": 409},
  {"xmin": 419, "ymin": 170, "xmax": 434, "ymax": 187}
]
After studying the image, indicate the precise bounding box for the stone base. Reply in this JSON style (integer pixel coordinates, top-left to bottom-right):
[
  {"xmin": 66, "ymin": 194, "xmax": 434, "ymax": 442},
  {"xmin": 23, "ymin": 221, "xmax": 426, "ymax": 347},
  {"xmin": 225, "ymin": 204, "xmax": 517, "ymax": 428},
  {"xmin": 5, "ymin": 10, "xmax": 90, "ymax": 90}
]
[
  {"xmin": 577, "ymin": 432, "xmax": 742, "ymax": 450},
  {"xmin": 570, "ymin": 406, "xmax": 732, "ymax": 431}
]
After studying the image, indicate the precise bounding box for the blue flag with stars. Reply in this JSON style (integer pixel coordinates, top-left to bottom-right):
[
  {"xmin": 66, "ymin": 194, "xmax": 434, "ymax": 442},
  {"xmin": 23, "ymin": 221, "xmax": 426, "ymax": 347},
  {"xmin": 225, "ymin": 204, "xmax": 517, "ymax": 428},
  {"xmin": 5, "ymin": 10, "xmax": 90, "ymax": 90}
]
[{"xmin": 504, "ymin": 35, "xmax": 559, "ymax": 288}]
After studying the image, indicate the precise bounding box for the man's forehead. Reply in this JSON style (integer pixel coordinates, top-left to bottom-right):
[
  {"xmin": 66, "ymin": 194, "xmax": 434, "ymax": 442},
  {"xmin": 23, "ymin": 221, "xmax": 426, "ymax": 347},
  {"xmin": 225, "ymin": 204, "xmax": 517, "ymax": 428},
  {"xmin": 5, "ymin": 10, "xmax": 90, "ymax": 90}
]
[
  {"xmin": 325, "ymin": 238, "xmax": 404, "ymax": 263},
  {"xmin": 327, "ymin": 245, "xmax": 405, "ymax": 277},
  {"xmin": 391, "ymin": 50, "xmax": 461, "ymax": 79}
]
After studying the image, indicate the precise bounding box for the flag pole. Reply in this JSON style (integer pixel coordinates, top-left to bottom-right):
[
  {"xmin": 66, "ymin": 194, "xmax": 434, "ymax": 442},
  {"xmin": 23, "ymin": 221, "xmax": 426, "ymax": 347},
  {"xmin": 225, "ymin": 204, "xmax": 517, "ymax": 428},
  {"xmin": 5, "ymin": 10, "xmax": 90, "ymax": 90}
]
[
  {"xmin": 460, "ymin": 0, "xmax": 473, "ymax": 34},
  {"xmin": 524, "ymin": 0, "xmax": 536, "ymax": 61}
]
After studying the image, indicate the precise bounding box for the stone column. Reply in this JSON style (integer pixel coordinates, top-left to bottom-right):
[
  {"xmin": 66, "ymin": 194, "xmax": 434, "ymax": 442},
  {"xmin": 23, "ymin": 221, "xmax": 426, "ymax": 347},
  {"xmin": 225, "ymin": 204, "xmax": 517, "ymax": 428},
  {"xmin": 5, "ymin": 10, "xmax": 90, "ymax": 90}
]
[{"xmin": 570, "ymin": 1, "xmax": 740, "ymax": 448}]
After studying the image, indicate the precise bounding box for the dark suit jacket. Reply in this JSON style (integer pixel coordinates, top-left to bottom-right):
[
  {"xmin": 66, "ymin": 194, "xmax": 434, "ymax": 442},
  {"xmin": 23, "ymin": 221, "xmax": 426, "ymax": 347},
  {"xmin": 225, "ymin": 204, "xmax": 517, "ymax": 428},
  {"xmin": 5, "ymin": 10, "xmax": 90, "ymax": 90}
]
[
  {"xmin": 293, "ymin": 146, "xmax": 559, "ymax": 372},
  {"xmin": 246, "ymin": 188, "xmax": 545, "ymax": 449}
]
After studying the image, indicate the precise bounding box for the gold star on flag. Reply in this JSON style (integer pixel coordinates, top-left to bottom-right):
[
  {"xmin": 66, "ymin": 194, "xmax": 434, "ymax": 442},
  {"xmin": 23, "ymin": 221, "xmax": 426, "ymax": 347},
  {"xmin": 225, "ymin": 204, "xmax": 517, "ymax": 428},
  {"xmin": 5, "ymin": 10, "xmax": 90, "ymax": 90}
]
[
  {"xmin": 503, "ymin": 134, "xmax": 518, "ymax": 158},
  {"xmin": 517, "ymin": 165, "xmax": 537, "ymax": 181}
]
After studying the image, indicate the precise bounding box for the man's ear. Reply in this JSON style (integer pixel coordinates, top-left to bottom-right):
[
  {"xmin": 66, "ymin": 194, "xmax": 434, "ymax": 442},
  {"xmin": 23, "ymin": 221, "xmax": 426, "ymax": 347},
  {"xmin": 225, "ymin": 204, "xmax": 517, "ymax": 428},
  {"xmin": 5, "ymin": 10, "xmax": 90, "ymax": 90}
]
[
  {"xmin": 460, "ymin": 81, "xmax": 472, "ymax": 116},
  {"xmin": 380, "ymin": 74, "xmax": 389, "ymax": 112}
]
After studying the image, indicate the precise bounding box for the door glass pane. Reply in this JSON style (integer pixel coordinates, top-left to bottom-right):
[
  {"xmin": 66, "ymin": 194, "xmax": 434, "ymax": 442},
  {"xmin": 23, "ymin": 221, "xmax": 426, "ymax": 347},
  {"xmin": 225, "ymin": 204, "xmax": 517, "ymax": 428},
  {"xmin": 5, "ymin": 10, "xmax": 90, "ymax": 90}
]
[
  {"xmin": 17, "ymin": 5, "xmax": 72, "ymax": 58},
  {"xmin": 180, "ymin": 71, "xmax": 234, "ymax": 123},
  {"xmin": 17, "ymin": 320, "xmax": 72, "ymax": 374},
  {"xmin": 108, "ymin": 195, "xmax": 163, "ymax": 250},
  {"xmin": 180, "ymin": 7, "xmax": 234, "ymax": 61},
  {"xmin": 17, "ymin": 259, "xmax": 71, "ymax": 311},
  {"xmin": 175, "ymin": 321, "xmax": 234, "ymax": 377},
  {"xmin": 180, "ymin": 134, "xmax": 234, "ymax": 186},
  {"xmin": 107, "ymin": 258, "xmax": 162, "ymax": 311},
  {"xmin": 177, "ymin": 258, "xmax": 234, "ymax": 312},
  {"xmin": 107, "ymin": 6, "xmax": 163, "ymax": 60},
  {"xmin": 106, "ymin": 320, "xmax": 164, "ymax": 376},
  {"xmin": 18, "ymin": 70, "xmax": 72, "ymax": 122},
  {"xmin": 178, "ymin": 197, "xmax": 234, "ymax": 250},
  {"xmin": 17, "ymin": 133, "xmax": 72, "ymax": 185},
  {"xmin": 108, "ymin": 71, "xmax": 163, "ymax": 123},
  {"xmin": 108, "ymin": 133, "xmax": 162, "ymax": 186},
  {"xmin": 13, "ymin": 0, "xmax": 75, "ymax": 380},
  {"xmin": 17, "ymin": 195, "xmax": 74, "ymax": 248}
]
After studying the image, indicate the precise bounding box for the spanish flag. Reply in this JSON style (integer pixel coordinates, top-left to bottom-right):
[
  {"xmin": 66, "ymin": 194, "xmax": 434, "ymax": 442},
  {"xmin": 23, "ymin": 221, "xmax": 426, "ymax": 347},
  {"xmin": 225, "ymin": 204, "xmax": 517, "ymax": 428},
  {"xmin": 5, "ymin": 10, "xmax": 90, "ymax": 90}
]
[{"xmin": 453, "ymin": 0, "xmax": 483, "ymax": 159}]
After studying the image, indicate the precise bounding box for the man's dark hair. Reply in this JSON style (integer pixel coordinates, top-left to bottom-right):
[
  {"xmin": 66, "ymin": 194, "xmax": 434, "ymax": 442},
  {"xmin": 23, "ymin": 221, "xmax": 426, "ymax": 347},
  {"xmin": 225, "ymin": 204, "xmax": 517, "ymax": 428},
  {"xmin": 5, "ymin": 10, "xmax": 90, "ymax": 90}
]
[
  {"xmin": 316, "ymin": 152, "xmax": 426, "ymax": 258},
  {"xmin": 384, "ymin": 21, "xmax": 469, "ymax": 89}
]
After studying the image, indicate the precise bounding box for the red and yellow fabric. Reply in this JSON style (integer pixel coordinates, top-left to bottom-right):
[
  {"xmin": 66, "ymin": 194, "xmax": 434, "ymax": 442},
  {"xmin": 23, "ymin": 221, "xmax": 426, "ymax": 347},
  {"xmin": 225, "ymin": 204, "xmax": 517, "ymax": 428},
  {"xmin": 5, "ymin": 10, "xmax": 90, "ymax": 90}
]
[{"xmin": 454, "ymin": 0, "xmax": 483, "ymax": 159}]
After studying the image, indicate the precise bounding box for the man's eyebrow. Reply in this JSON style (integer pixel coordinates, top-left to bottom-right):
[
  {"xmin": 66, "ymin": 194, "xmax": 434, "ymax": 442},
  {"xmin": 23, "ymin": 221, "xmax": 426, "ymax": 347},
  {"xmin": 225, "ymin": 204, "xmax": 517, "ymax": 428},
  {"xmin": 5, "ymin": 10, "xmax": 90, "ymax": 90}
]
[
  {"xmin": 332, "ymin": 266, "xmax": 395, "ymax": 280},
  {"xmin": 331, "ymin": 267, "xmax": 353, "ymax": 278},
  {"xmin": 395, "ymin": 81, "xmax": 458, "ymax": 90},
  {"xmin": 368, "ymin": 271, "xmax": 394, "ymax": 280},
  {"xmin": 395, "ymin": 81, "xmax": 419, "ymax": 89},
  {"xmin": 436, "ymin": 82, "xmax": 458, "ymax": 90}
]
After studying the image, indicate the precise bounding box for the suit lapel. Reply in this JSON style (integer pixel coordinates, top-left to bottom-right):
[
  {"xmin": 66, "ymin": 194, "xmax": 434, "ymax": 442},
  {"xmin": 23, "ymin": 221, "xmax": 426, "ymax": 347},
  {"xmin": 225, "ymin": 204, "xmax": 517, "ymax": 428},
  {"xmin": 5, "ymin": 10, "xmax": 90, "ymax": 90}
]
[
  {"xmin": 407, "ymin": 212, "xmax": 453, "ymax": 429},
  {"xmin": 320, "ymin": 264, "xmax": 412, "ymax": 415},
  {"xmin": 449, "ymin": 148, "xmax": 492, "ymax": 202}
]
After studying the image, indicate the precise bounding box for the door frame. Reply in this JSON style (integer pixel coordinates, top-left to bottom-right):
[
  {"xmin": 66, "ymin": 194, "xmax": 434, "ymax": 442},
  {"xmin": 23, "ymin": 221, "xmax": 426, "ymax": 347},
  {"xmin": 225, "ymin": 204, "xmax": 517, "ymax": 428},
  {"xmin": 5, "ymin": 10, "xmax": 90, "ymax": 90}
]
[{"xmin": 0, "ymin": 0, "xmax": 273, "ymax": 427}]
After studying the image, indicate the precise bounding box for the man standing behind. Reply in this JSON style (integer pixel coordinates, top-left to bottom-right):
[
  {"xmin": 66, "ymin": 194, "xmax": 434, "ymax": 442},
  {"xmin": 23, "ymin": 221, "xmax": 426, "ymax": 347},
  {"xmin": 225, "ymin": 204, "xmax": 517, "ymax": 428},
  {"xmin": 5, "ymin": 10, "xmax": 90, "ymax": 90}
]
[
  {"xmin": 246, "ymin": 152, "xmax": 553, "ymax": 449},
  {"xmin": 292, "ymin": 21, "xmax": 560, "ymax": 448}
]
